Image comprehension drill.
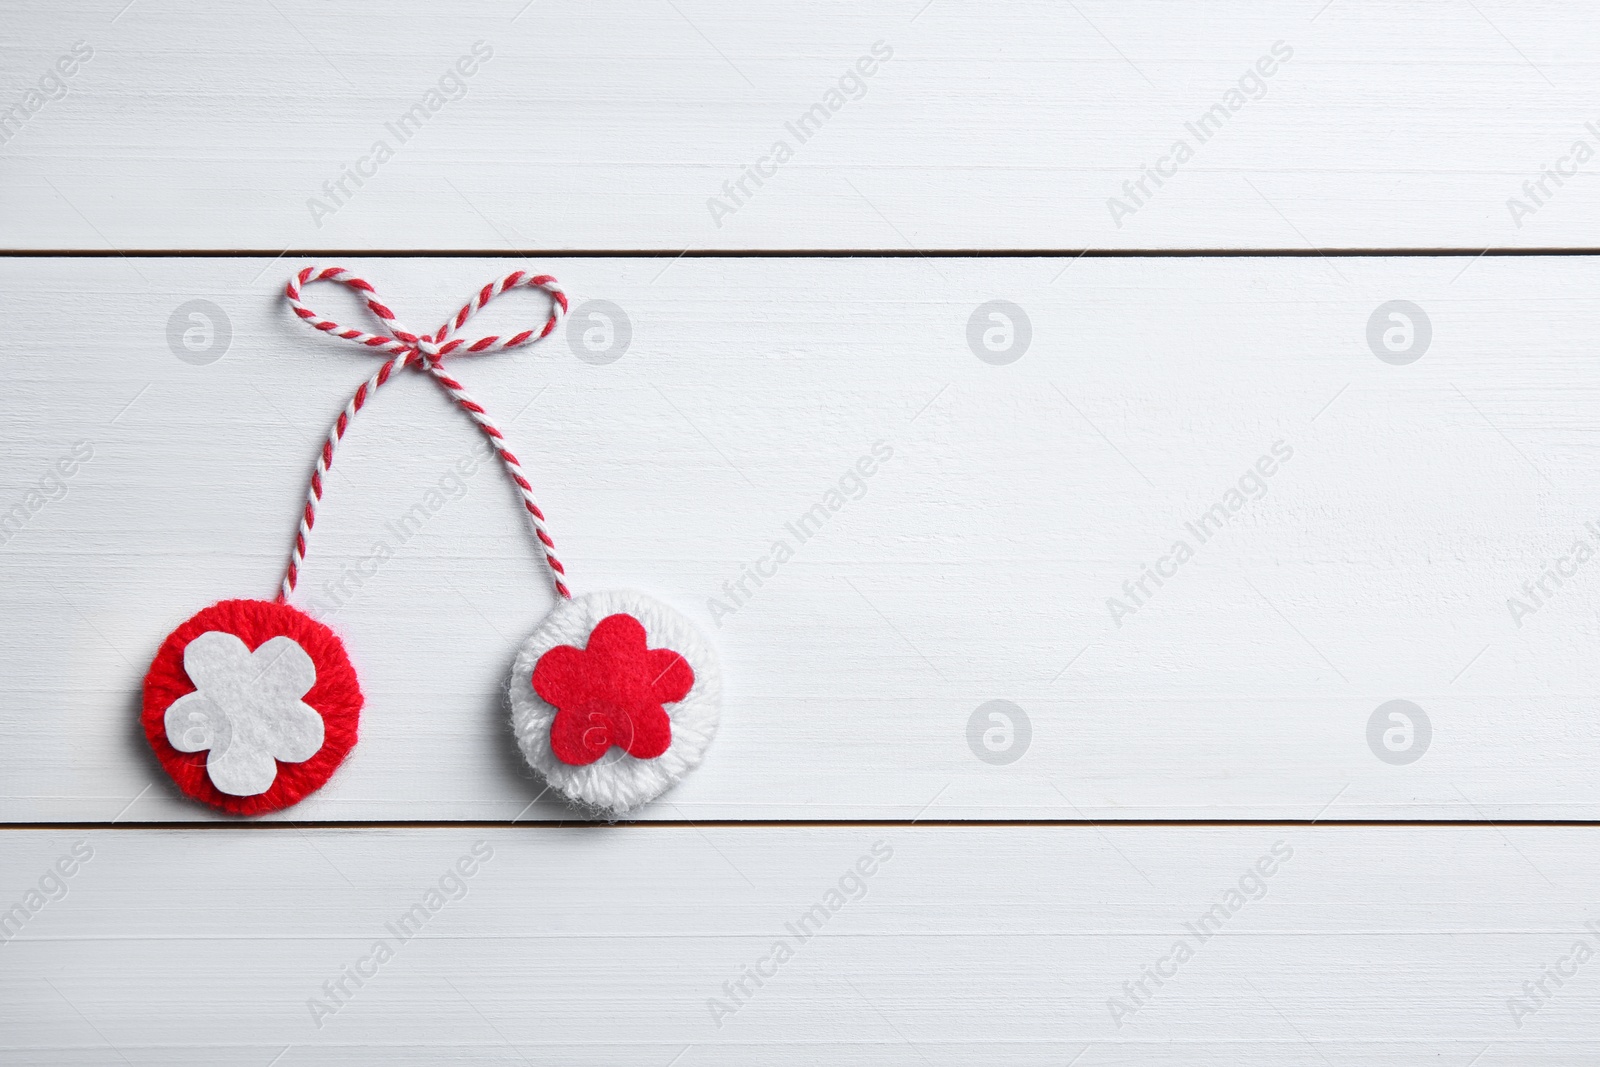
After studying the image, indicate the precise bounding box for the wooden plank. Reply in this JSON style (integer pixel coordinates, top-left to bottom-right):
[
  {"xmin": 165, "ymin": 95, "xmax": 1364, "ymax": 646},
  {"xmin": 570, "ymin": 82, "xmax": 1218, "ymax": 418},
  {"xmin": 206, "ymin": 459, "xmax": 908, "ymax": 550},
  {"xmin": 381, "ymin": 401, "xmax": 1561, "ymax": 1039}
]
[
  {"xmin": 5, "ymin": 2, "xmax": 1600, "ymax": 250},
  {"xmin": 4, "ymin": 254, "xmax": 1599, "ymax": 823},
  {"xmin": 2, "ymin": 825, "xmax": 1596, "ymax": 1063}
]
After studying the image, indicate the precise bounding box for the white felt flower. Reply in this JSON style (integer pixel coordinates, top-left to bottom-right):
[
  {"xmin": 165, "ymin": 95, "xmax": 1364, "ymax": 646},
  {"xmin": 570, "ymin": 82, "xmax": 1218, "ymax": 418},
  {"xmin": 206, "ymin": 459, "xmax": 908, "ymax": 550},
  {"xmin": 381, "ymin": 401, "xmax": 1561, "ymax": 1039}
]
[{"xmin": 164, "ymin": 631, "xmax": 326, "ymax": 796}]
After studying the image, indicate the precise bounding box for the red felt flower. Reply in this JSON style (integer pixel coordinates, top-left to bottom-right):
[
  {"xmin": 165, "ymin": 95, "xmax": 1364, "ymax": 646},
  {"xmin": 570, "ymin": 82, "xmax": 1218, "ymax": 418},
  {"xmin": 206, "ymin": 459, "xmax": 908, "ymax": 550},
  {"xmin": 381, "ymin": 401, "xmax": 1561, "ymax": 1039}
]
[{"xmin": 532, "ymin": 613, "xmax": 696, "ymax": 765}]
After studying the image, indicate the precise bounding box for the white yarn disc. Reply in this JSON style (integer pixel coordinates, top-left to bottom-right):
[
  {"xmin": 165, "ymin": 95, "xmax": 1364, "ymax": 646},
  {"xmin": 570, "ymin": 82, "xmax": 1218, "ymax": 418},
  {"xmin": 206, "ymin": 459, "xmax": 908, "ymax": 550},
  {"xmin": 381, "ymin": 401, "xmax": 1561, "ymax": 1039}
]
[{"xmin": 509, "ymin": 590, "xmax": 720, "ymax": 816}]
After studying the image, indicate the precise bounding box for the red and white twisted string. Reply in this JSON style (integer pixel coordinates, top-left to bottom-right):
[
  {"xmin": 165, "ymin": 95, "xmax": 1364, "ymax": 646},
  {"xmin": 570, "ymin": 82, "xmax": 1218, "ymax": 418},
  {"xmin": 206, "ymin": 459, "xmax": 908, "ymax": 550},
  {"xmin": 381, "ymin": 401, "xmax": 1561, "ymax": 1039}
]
[{"xmin": 278, "ymin": 266, "xmax": 571, "ymax": 603}]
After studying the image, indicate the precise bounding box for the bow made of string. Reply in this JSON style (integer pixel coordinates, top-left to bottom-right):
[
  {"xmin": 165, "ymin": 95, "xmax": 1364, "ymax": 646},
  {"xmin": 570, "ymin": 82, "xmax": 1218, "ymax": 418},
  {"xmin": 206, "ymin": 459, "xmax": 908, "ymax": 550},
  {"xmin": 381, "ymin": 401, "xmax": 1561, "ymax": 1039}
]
[{"xmin": 278, "ymin": 266, "xmax": 572, "ymax": 603}]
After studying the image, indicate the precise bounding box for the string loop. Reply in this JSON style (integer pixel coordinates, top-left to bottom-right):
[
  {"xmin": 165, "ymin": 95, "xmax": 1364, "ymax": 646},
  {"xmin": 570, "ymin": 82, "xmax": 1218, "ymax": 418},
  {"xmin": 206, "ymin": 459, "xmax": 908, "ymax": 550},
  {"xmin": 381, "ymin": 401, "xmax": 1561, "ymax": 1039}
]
[{"xmin": 278, "ymin": 266, "xmax": 572, "ymax": 603}]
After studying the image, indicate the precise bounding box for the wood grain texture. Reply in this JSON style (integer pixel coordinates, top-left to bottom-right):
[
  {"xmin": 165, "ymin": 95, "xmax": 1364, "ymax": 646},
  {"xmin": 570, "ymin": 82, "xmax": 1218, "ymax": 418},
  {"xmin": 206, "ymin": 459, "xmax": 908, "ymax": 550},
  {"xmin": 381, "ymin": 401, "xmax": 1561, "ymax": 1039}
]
[
  {"xmin": 9, "ymin": 6, "xmax": 1598, "ymax": 1061},
  {"xmin": 3, "ymin": 826, "xmax": 1597, "ymax": 1064},
  {"xmin": 3, "ymin": 255, "xmax": 1598, "ymax": 822},
  {"xmin": 6, "ymin": 1, "xmax": 1600, "ymax": 250}
]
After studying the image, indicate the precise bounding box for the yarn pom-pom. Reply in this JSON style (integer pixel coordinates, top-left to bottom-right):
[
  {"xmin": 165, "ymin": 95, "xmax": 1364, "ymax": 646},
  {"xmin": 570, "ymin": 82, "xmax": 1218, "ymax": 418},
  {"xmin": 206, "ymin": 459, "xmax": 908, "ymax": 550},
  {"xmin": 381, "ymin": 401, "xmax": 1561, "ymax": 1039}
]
[
  {"xmin": 143, "ymin": 599, "xmax": 362, "ymax": 815},
  {"xmin": 510, "ymin": 591, "xmax": 719, "ymax": 817}
]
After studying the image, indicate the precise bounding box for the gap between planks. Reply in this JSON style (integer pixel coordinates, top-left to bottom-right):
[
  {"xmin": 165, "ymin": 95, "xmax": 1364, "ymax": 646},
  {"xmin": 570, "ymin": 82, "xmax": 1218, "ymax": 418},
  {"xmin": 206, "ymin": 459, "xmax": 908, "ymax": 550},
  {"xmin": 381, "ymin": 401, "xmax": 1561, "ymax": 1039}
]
[
  {"xmin": 8, "ymin": 248, "xmax": 1600, "ymax": 259},
  {"xmin": 5, "ymin": 819, "xmax": 1600, "ymax": 831}
]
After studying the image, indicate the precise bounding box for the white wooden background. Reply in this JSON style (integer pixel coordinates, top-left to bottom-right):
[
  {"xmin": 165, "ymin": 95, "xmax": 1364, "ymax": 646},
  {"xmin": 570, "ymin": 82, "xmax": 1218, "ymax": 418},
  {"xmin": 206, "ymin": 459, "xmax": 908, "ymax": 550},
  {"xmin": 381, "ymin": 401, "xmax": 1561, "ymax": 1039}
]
[
  {"xmin": 6, "ymin": 254, "xmax": 1600, "ymax": 823},
  {"xmin": 6, "ymin": 1, "xmax": 1600, "ymax": 1064},
  {"xmin": 7, "ymin": 827, "xmax": 1600, "ymax": 1065},
  {"xmin": 7, "ymin": 0, "xmax": 1600, "ymax": 250}
]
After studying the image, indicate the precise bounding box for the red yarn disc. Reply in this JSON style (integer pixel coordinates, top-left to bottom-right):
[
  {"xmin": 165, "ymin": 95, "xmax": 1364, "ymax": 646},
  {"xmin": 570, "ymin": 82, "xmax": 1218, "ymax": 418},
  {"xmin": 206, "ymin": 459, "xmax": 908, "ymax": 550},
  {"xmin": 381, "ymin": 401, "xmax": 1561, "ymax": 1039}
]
[{"xmin": 142, "ymin": 599, "xmax": 362, "ymax": 815}]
